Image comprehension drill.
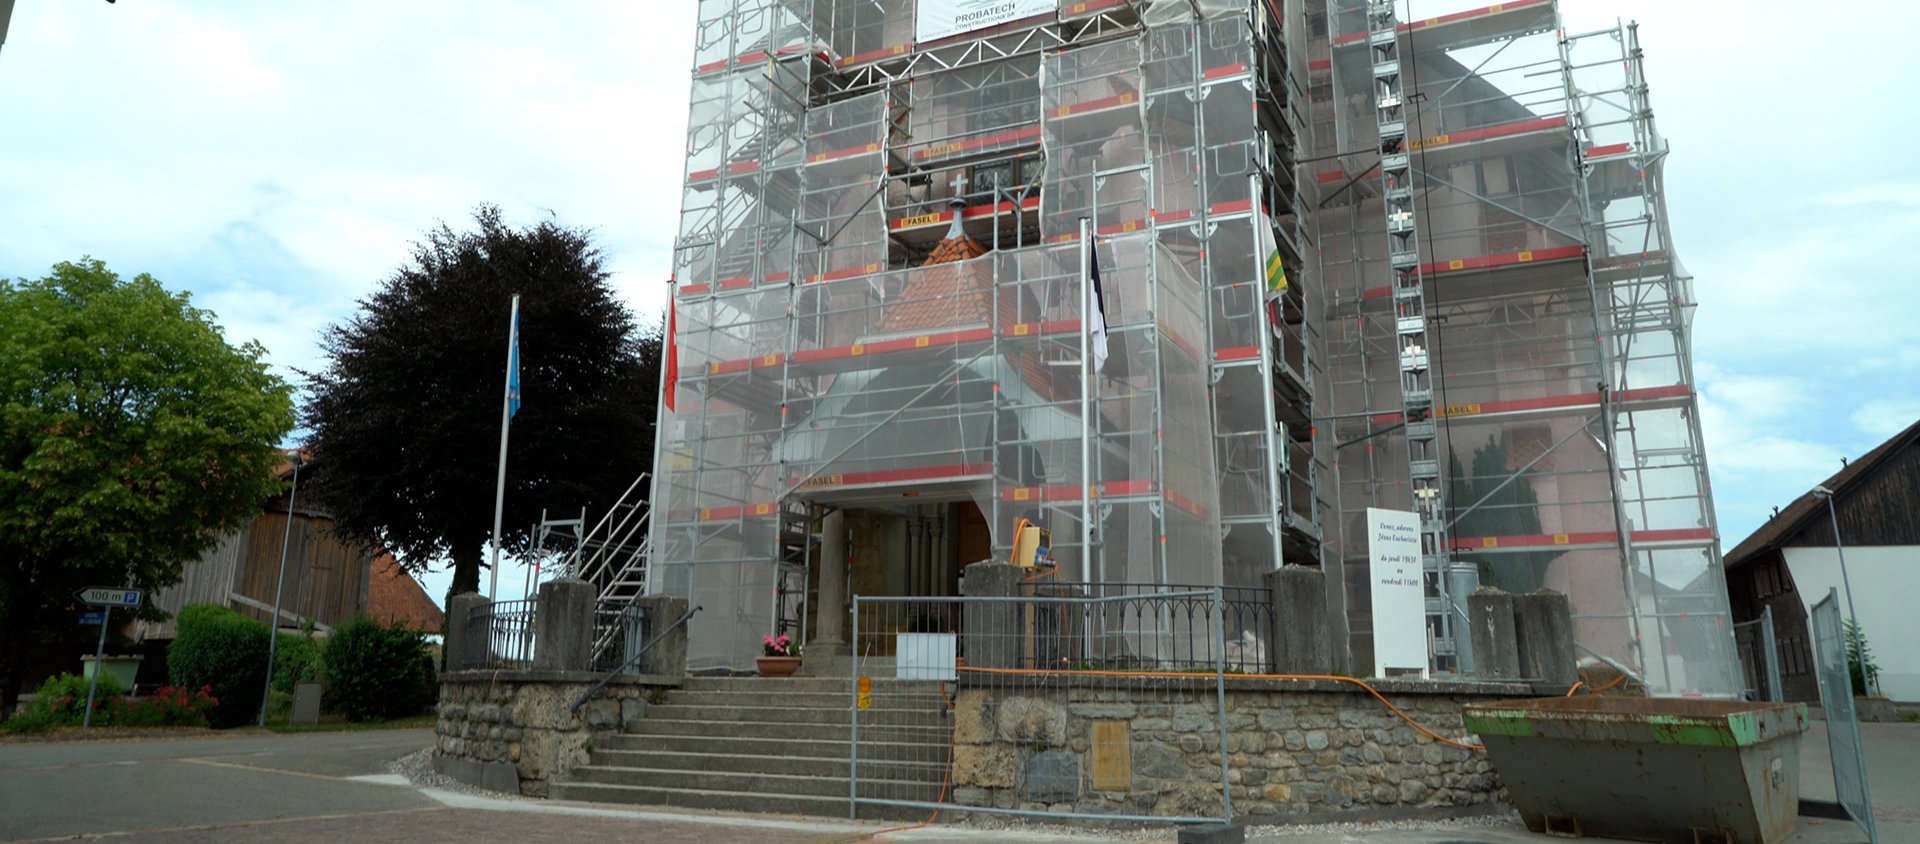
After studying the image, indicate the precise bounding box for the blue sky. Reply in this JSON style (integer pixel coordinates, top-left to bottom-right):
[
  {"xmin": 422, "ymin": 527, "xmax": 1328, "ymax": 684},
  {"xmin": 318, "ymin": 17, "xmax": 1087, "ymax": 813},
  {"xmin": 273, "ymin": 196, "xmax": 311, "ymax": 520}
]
[{"xmin": 3, "ymin": 0, "xmax": 1914, "ymax": 606}]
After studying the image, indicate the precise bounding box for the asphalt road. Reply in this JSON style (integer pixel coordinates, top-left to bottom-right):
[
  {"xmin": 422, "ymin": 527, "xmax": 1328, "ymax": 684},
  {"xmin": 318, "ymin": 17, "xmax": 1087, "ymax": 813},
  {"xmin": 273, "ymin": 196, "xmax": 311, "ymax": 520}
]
[{"xmin": 1, "ymin": 722, "xmax": 1915, "ymax": 844}]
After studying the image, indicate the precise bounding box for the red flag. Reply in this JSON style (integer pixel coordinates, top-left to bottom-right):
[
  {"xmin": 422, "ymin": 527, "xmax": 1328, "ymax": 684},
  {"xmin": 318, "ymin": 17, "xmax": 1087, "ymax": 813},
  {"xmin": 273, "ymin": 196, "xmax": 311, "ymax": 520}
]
[{"xmin": 664, "ymin": 296, "xmax": 678, "ymax": 413}]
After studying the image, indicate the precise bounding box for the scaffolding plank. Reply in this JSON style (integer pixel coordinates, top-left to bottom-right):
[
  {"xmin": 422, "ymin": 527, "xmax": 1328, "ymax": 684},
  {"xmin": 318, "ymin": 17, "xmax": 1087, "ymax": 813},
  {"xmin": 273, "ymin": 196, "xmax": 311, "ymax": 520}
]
[
  {"xmin": 1364, "ymin": 383, "xmax": 1691, "ymax": 426},
  {"xmin": 1450, "ymin": 526, "xmax": 1713, "ymax": 551}
]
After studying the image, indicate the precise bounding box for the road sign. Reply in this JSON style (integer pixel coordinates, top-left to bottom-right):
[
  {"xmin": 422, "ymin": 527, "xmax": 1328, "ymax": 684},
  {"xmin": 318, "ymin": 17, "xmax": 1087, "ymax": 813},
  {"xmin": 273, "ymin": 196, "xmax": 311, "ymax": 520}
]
[
  {"xmin": 78, "ymin": 611, "xmax": 106, "ymax": 625},
  {"xmin": 77, "ymin": 587, "xmax": 142, "ymax": 607}
]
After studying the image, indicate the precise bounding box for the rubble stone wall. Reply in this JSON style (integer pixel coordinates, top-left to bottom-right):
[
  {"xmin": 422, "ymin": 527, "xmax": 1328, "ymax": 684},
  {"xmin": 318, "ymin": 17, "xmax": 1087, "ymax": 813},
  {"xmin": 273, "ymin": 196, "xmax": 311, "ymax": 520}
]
[
  {"xmin": 432, "ymin": 669, "xmax": 678, "ymax": 797},
  {"xmin": 945, "ymin": 677, "xmax": 1526, "ymax": 822}
]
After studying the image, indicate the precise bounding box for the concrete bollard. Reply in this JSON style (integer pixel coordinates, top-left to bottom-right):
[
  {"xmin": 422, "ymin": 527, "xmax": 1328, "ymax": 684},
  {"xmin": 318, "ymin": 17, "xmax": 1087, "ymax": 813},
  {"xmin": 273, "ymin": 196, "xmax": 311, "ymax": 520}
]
[
  {"xmin": 1265, "ymin": 566, "xmax": 1330, "ymax": 675},
  {"xmin": 534, "ymin": 578, "xmax": 595, "ymax": 672},
  {"xmin": 629, "ymin": 594, "xmax": 690, "ymax": 677},
  {"xmin": 444, "ymin": 592, "xmax": 491, "ymax": 673},
  {"xmin": 1468, "ymin": 588, "xmax": 1520, "ymax": 680},
  {"xmin": 1514, "ymin": 589, "xmax": 1578, "ymax": 685},
  {"xmin": 960, "ymin": 561, "xmax": 1024, "ymax": 669}
]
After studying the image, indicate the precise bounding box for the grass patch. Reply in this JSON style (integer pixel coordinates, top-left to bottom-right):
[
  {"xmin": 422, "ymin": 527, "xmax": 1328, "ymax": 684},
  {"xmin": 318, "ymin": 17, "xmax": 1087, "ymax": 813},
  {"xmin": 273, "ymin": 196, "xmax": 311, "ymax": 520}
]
[{"xmin": 264, "ymin": 711, "xmax": 436, "ymax": 734}]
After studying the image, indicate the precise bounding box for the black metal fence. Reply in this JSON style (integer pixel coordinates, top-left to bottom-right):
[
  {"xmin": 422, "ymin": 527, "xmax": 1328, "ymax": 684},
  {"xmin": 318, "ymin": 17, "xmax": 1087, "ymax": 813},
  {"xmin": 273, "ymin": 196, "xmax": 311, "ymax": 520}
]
[
  {"xmin": 590, "ymin": 600, "xmax": 651, "ymax": 673},
  {"xmin": 1049, "ymin": 582, "xmax": 1274, "ymax": 673},
  {"xmin": 465, "ymin": 600, "xmax": 537, "ymax": 671}
]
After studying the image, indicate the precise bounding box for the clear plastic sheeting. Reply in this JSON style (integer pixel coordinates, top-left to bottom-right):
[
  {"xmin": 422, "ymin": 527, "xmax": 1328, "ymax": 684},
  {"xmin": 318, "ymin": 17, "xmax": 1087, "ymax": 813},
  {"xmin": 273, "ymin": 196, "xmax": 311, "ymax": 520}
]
[{"xmin": 1306, "ymin": 0, "xmax": 1735, "ymax": 695}]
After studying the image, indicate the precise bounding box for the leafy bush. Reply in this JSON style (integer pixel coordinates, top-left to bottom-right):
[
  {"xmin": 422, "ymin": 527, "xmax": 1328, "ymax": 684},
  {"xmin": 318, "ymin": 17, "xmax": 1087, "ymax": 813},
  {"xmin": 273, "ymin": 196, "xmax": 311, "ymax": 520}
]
[
  {"xmin": 272, "ymin": 631, "xmax": 324, "ymax": 693},
  {"xmin": 22, "ymin": 671, "xmax": 122, "ymax": 725},
  {"xmin": 167, "ymin": 603, "xmax": 271, "ymax": 728},
  {"xmin": 323, "ymin": 614, "xmax": 437, "ymax": 721},
  {"xmin": 1846, "ymin": 620, "xmax": 1881, "ymax": 697}
]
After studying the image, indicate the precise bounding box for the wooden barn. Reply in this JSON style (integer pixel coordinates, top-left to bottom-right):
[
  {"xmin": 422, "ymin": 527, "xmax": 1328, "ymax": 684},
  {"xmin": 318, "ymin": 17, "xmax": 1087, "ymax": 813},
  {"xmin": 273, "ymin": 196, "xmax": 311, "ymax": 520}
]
[
  {"xmin": 1724, "ymin": 417, "xmax": 1920, "ymax": 703},
  {"xmin": 136, "ymin": 455, "xmax": 374, "ymax": 642}
]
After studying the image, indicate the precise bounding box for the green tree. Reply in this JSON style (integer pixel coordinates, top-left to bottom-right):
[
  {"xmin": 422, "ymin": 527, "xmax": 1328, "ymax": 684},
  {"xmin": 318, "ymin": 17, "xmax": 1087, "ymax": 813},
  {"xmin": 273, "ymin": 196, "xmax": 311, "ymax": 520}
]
[
  {"xmin": 0, "ymin": 259, "xmax": 294, "ymax": 714},
  {"xmin": 301, "ymin": 206, "xmax": 658, "ymax": 599},
  {"xmin": 1447, "ymin": 435, "xmax": 1563, "ymax": 594}
]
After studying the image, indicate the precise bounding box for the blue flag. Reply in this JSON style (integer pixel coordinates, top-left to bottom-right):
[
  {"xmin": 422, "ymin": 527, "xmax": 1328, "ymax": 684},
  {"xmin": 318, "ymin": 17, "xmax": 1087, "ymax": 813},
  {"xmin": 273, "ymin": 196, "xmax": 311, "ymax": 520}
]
[{"xmin": 507, "ymin": 313, "xmax": 522, "ymax": 419}]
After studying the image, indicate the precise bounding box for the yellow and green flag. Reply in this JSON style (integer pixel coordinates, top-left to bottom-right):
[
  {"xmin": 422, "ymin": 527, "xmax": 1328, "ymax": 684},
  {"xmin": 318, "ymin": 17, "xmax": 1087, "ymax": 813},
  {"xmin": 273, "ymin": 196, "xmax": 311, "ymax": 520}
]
[{"xmin": 1265, "ymin": 247, "xmax": 1288, "ymax": 301}]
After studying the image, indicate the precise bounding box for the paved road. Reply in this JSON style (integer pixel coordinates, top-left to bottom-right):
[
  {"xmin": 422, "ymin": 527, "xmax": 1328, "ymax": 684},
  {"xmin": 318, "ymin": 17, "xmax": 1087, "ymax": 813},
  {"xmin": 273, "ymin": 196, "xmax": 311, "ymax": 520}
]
[{"xmin": 1, "ymin": 722, "xmax": 1915, "ymax": 844}]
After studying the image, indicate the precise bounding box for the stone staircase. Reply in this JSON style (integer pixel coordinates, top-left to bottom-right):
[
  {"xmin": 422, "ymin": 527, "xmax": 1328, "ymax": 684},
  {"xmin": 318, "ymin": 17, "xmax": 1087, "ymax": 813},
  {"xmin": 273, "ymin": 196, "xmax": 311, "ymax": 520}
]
[{"xmin": 550, "ymin": 677, "xmax": 953, "ymax": 819}]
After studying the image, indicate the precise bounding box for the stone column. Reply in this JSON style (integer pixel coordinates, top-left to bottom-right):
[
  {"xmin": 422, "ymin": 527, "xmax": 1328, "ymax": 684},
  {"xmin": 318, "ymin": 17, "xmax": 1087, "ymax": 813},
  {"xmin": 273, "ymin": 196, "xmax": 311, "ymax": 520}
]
[
  {"xmin": 1468, "ymin": 588, "xmax": 1520, "ymax": 680},
  {"xmin": 1514, "ymin": 589, "xmax": 1578, "ymax": 685},
  {"xmin": 443, "ymin": 592, "xmax": 491, "ymax": 673},
  {"xmin": 961, "ymin": 561, "xmax": 1024, "ymax": 669},
  {"xmin": 629, "ymin": 593, "xmax": 690, "ymax": 676},
  {"xmin": 1265, "ymin": 566, "xmax": 1330, "ymax": 674},
  {"xmin": 801, "ymin": 509, "xmax": 849, "ymax": 675},
  {"xmin": 534, "ymin": 578, "xmax": 595, "ymax": 672}
]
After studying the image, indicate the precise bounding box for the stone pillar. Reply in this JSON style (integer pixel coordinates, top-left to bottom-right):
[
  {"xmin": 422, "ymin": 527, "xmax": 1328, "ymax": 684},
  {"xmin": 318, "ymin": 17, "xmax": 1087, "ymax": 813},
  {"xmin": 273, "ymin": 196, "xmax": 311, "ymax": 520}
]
[
  {"xmin": 961, "ymin": 561, "xmax": 1024, "ymax": 669},
  {"xmin": 801, "ymin": 509, "xmax": 849, "ymax": 675},
  {"xmin": 444, "ymin": 592, "xmax": 491, "ymax": 673},
  {"xmin": 629, "ymin": 593, "xmax": 690, "ymax": 677},
  {"xmin": 1468, "ymin": 588, "xmax": 1519, "ymax": 680},
  {"xmin": 1265, "ymin": 566, "xmax": 1330, "ymax": 674},
  {"xmin": 1514, "ymin": 589, "xmax": 1578, "ymax": 685},
  {"xmin": 534, "ymin": 578, "xmax": 595, "ymax": 672}
]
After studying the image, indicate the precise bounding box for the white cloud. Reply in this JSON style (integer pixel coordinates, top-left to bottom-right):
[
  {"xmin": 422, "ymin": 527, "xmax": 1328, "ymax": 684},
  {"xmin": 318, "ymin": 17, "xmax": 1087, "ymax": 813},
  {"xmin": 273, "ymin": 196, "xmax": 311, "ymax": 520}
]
[{"xmin": 1851, "ymin": 399, "xmax": 1920, "ymax": 438}]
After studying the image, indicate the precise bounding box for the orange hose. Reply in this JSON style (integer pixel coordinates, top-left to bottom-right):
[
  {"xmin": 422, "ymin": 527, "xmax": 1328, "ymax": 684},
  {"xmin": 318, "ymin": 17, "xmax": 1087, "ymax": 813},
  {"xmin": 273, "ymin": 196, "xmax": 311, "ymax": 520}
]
[
  {"xmin": 956, "ymin": 666, "xmax": 1484, "ymax": 750},
  {"xmin": 1594, "ymin": 673, "xmax": 1627, "ymax": 691},
  {"xmin": 1565, "ymin": 682, "xmax": 1586, "ymax": 697}
]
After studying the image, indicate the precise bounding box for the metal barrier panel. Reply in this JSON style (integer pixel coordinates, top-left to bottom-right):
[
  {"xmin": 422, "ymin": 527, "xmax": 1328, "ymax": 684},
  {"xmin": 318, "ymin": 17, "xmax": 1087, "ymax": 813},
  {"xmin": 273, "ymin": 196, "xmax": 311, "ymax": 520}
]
[
  {"xmin": 1812, "ymin": 589, "xmax": 1878, "ymax": 844},
  {"xmin": 850, "ymin": 592, "xmax": 1230, "ymax": 824},
  {"xmin": 468, "ymin": 600, "xmax": 536, "ymax": 671}
]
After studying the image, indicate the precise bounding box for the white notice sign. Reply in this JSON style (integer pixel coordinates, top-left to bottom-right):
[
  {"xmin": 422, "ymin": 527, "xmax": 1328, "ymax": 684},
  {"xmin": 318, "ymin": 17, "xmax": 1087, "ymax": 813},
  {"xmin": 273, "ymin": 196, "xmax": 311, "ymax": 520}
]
[
  {"xmin": 916, "ymin": 0, "xmax": 1055, "ymax": 44},
  {"xmin": 1367, "ymin": 508, "xmax": 1428, "ymax": 677}
]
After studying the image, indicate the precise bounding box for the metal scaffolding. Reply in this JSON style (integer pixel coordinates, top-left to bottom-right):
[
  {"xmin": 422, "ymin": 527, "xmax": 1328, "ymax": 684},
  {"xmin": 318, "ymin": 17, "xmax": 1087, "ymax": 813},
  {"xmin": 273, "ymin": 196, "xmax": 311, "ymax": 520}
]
[
  {"xmin": 1307, "ymin": 0, "xmax": 1736, "ymax": 694},
  {"xmin": 653, "ymin": 0, "xmax": 1736, "ymax": 693}
]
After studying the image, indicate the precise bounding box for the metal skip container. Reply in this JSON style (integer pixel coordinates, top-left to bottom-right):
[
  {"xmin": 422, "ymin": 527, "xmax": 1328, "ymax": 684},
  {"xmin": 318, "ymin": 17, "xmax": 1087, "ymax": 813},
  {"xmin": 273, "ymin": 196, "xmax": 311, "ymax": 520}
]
[{"xmin": 1464, "ymin": 697, "xmax": 1809, "ymax": 844}]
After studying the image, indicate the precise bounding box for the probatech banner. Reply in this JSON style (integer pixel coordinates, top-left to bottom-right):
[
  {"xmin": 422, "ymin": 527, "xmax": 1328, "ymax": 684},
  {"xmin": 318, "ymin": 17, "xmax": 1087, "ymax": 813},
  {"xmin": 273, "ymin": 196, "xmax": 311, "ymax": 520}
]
[{"xmin": 916, "ymin": 0, "xmax": 1055, "ymax": 44}]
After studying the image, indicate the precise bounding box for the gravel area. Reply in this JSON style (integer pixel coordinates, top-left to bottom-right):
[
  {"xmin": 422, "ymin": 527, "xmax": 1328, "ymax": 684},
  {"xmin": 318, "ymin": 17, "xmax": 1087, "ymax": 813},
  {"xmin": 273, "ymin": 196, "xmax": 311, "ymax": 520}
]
[{"xmin": 389, "ymin": 747, "xmax": 528, "ymax": 801}]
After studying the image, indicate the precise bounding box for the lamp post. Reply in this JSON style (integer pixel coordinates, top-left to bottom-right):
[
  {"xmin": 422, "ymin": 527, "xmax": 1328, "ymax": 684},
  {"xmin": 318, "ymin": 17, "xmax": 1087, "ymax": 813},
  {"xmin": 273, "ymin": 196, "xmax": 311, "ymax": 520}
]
[
  {"xmin": 259, "ymin": 451, "xmax": 302, "ymax": 726},
  {"xmin": 1811, "ymin": 484, "xmax": 1864, "ymax": 676}
]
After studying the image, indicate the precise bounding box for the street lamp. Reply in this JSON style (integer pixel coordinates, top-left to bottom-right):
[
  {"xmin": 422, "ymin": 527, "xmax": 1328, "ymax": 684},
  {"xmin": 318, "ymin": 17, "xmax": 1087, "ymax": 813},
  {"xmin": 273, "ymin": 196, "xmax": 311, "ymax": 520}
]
[
  {"xmin": 1810, "ymin": 484, "xmax": 1864, "ymax": 680},
  {"xmin": 259, "ymin": 451, "xmax": 302, "ymax": 726}
]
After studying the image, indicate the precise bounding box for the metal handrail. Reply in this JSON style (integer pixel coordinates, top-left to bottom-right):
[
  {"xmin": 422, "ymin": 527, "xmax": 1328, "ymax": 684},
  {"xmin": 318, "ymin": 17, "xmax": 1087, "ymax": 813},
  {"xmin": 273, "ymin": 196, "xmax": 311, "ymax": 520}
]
[{"xmin": 570, "ymin": 605, "xmax": 702, "ymax": 715}]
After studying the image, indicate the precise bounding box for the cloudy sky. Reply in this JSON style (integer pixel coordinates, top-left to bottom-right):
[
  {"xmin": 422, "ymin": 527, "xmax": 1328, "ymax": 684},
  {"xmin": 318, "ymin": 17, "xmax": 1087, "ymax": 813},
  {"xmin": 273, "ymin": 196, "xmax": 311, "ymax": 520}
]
[{"xmin": 3, "ymin": 0, "xmax": 1914, "ymax": 606}]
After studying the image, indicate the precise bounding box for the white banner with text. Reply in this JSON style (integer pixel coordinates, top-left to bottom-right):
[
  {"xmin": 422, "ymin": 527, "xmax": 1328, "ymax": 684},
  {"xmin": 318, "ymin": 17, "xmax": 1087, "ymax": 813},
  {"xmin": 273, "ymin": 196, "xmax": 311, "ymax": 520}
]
[
  {"xmin": 916, "ymin": 0, "xmax": 1055, "ymax": 44},
  {"xmin": 1367, "ymin": 507, "xmax": 1428, "ymax": 677}
]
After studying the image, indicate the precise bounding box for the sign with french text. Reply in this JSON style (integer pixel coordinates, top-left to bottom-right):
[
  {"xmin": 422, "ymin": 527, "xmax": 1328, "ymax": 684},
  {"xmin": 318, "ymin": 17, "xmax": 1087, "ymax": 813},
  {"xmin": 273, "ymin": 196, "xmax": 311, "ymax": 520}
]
[{"xmin": 1367, "ymin": 508, "xmax": 1427, "ymax": 677}]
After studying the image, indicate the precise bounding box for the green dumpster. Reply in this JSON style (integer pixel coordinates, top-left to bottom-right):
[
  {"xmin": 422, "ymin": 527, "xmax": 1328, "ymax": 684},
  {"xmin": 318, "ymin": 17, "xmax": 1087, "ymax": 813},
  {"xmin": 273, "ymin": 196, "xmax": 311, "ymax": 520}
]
[{"xmin": 1464, "ymin": 696, "xmax": 1808, "ymax": 844}]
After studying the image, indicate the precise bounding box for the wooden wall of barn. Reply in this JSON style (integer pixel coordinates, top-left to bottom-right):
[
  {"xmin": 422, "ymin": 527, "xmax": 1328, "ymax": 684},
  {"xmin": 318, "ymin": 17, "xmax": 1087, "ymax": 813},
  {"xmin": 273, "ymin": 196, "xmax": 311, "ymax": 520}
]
[
  {"xmin": 1786, "ymin": 440, "xmax": 1920, "ymax": 548},
  {"xmin": 139, "ymin": 511, "xmax": 372, "ymax": 641}
]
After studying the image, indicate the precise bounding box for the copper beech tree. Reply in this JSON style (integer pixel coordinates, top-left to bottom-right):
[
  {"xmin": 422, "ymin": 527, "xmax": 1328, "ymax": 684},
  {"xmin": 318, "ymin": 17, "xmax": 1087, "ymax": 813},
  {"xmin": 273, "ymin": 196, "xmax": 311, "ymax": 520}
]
[{"xmin": 301, "ymin": 206, "xmax": 658, "ymax": 601}]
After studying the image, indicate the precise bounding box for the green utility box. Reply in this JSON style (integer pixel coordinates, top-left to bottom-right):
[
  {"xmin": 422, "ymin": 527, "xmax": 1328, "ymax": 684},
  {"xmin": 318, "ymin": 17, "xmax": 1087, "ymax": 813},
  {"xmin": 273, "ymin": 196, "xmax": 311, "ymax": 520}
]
[{"xmin": 1465, "ymin": 696, "xmax": 1808, "ymax": 844}]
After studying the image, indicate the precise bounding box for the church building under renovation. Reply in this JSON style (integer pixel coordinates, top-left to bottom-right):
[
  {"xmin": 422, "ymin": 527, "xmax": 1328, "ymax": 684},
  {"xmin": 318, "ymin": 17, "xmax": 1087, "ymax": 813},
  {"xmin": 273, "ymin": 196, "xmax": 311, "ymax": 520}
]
[{"xmin": 645, "ymin": 0, "xmax": 1738, "ymax": 695}]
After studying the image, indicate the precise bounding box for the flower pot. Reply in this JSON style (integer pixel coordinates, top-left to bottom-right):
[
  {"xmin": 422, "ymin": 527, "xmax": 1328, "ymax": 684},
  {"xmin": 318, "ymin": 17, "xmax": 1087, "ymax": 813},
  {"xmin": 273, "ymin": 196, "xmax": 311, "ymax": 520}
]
[{"xmin": 756, "ymin": 656, "xmax": 801, "ymax": 677}]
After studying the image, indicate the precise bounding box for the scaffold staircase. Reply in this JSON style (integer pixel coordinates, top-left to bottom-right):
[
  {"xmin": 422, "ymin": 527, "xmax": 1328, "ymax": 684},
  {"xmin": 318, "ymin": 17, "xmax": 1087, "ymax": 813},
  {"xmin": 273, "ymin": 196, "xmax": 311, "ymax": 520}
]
[
  {"xmin": 570, "ymin": 473, "xmax": 654, "ymax": 662},
  {"xmin": 1365, "ymin": 0, "xmax": 1457, "ymax": 668}
]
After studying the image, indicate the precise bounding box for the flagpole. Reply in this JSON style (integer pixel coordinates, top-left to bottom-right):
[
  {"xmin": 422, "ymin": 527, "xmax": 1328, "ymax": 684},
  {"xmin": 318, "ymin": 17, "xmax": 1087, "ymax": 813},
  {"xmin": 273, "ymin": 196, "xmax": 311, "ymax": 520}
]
[
  {"xmin": 488, "ymin": 294, "xmax": 520, "ymax": 600},
  {"xmin": 1079, "ymin": 217, "xmax": 1092, "ymax": 585}
]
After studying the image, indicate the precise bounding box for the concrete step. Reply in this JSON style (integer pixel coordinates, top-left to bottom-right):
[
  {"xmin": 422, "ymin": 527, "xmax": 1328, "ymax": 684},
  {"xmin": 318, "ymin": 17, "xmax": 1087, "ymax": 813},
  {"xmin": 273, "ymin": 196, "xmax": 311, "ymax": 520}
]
[
  {"xmin": 662, "ymin": 690, "xmax": 946, "ymax": 710},
  {"xmin": 597, "ymin": 732, "xmax": 856, "ymax": 758},
  {"xmin": 592, "ymin": 748, "xmax": 953, "ymax": 780},
  {"xmin": 564, "ymin": 765, "xmax": 947, "ymax": 798},
  {"xmin": 677, "ymin": 677, "xmax": 945, "ymax": 694},
  {"xmin": 623, "ymin": 717, "xmax": 948, "ymax": 743},
  {"xmin": 546, "ymin": 782, "xmax": 928, "ymax": 821},
  {"xmin": 642, "ymin": 703, "xmax": 949, "ymax": 727}
]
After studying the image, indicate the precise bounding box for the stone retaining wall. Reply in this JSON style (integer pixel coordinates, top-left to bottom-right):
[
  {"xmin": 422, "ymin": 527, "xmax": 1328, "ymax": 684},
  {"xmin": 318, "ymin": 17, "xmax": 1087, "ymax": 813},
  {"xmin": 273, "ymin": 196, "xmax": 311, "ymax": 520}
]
[
  {"xmin": 433, "ymin": 669, "xmax": 679, "ymax": 797},
  {"xmin": 946, "ymin": 676, "xmax": 1534, "ymax": 822}
]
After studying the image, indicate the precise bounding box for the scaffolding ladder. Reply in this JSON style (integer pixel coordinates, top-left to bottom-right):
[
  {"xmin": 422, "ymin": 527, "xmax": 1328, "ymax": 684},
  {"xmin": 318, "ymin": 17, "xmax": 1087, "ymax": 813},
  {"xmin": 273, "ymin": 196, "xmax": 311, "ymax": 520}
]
[{"xmin": 1365, "ymin": 0, "xmax": 1457, "ymax": 668}]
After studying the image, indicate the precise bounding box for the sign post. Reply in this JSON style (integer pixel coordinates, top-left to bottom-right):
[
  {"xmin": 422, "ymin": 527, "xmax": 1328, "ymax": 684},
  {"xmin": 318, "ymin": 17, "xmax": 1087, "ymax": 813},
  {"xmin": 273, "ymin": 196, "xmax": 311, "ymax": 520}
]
[
  {"xmin": 1366, "ymin": 508, "xmax": 1428, "ymax": 678},
  {"xmin": 74, "ymin": 587, "xmax": 143, "ymax": 730}
]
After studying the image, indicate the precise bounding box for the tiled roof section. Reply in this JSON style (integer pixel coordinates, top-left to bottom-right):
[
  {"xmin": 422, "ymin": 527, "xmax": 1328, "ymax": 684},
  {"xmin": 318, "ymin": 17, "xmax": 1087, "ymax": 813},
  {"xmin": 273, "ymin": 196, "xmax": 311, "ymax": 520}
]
[
  {"xmin": 367, "ymin": 552, "xmax": 444, "ymax": 633},
  {"xmin": 874, "ymin": 236, "xmax": 992, "ymax": 334},
  {"xmin": 1724, "ymin": 415, "xmax": 1920, "ymax": 567}
]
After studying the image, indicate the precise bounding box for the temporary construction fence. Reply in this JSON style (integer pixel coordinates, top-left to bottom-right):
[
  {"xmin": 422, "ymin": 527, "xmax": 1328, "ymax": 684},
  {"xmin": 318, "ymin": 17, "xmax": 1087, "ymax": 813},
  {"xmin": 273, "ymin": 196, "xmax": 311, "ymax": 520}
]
[
  {"xmin": 851, "ymin": 591, "xmax": 1233, "ymax": 823},
  {"xmin": 1811, "ymin": 589, "xmax": 1878, "ymax": 844}
]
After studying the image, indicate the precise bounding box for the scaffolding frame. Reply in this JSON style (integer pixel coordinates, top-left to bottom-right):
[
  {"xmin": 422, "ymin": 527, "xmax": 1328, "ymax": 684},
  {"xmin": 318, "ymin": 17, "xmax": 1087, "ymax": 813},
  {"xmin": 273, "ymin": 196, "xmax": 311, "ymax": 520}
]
[{"xmin": 1306, "ymin": 0, "xmax": 1736, "ymax": 693}]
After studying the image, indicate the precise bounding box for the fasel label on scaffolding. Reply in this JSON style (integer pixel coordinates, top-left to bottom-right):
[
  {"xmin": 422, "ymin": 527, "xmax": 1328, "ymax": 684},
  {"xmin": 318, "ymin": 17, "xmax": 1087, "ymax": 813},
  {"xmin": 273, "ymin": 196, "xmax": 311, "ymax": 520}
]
[
  {"xmin": 1367, "ymin": 508, "xmax": 1428, "ymax": 678},
  {"xmin": 916, "ymin": 0, "xmax": 1054, "ymax": 44}
]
